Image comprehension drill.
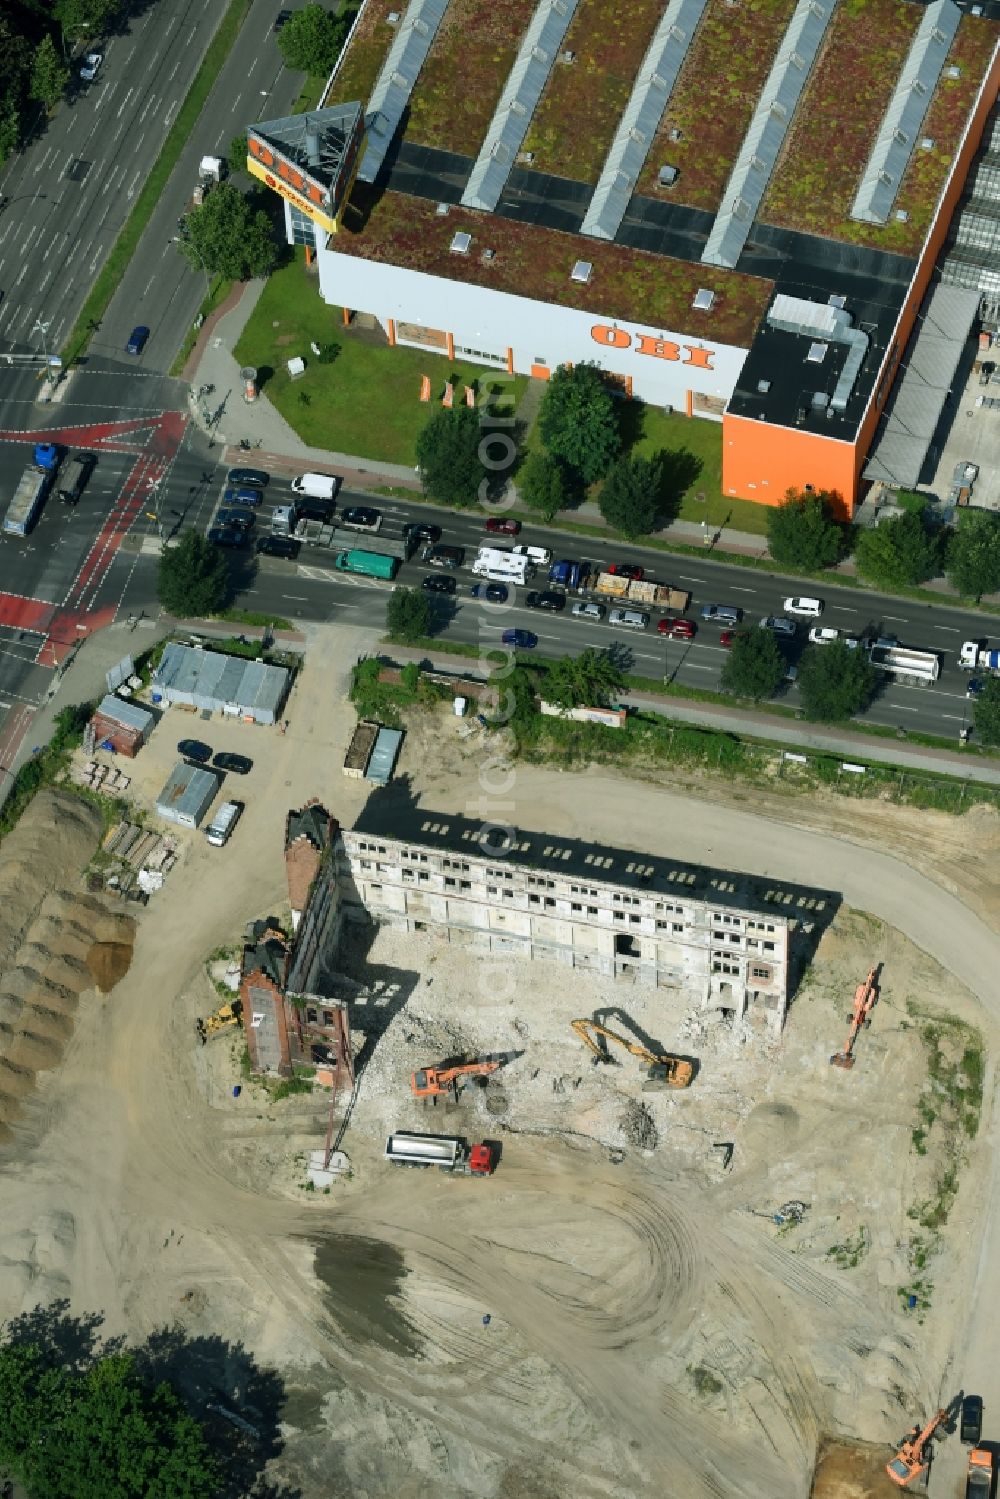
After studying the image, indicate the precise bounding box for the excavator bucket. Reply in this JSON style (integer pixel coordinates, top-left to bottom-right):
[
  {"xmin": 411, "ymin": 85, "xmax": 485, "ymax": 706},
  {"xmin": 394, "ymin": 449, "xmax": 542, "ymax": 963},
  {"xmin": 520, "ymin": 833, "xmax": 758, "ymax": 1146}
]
[{"xmin": 829, "ymin": 1050, "xmax": 855, "ymax": 1070}]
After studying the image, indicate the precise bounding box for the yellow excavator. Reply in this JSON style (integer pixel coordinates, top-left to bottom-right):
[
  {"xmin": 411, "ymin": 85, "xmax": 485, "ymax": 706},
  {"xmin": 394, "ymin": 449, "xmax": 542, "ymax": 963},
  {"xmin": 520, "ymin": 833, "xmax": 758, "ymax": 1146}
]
[
  {"xmin": 196, "ymin": 999, "xmax": 242, "ymax": 1045},
  {"xmin": 571, "ymin": 1018, "xmax": 694, "ymax": 1089}
]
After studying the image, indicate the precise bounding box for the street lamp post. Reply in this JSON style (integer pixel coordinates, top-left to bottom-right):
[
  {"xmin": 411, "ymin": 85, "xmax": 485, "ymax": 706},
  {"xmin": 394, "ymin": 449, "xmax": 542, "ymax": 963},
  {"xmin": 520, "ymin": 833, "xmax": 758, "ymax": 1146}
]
[{"xmin": 30, "ymin": 318, "xmax": 51, "ymax": 367}]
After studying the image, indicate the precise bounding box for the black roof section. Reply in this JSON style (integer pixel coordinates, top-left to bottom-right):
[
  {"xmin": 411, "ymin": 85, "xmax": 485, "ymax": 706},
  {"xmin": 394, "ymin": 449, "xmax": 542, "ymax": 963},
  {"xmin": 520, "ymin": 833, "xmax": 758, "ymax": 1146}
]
[
  {"xmin": 351, "ymin": 801, "xmax": 839, "ymax": 925},
  {"xmin": 286, "ymin": 801, "xmax": 331, "ymax": 854}
]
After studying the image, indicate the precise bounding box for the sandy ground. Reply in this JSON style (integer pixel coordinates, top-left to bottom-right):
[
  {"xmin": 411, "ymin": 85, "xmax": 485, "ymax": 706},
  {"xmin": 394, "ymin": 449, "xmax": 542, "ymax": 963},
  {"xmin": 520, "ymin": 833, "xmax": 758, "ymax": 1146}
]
[{"xmin": 0, "ymin": 626, "xmax": 997, "ymax": 1498}]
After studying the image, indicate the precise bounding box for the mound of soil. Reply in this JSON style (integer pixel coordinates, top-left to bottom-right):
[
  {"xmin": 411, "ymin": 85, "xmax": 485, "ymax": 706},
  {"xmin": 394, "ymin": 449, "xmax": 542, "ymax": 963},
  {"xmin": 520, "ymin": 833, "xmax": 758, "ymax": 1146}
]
[{"xmin": 86, "ymin": 941, "xmax": 134, "ymax": 994}]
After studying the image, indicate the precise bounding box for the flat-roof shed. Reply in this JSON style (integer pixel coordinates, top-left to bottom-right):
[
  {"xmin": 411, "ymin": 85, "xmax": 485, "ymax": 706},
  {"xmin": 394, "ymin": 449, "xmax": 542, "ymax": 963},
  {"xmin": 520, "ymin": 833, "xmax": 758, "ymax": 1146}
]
[
  {"xmin": 91, "ymin": 694, "xmax": 154, "ymax": 758},
  {"xmin": 366, "ymin": 726, "xmax": 403, "ymax": 786},
  {"xmin": 155, "ymin": 762, "xmax": 220, "ymax": 828},
  {"xmin": 153, "ymin": 644, "xmax": 290, "ymax": 725}
]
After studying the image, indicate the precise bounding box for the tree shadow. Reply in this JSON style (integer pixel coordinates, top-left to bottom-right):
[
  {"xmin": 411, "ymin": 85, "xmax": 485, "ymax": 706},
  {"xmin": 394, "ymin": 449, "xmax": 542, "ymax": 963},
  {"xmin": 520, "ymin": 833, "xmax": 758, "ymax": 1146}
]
[
  {"xmin": 619, "ymin": 399, "xmax": 646, "ymax": 452},
  {"xmin": 2, "ymin": 1297, "xmax": 121, "ymax": 1374},
  {"xmin": 656, "ymin": 446, "xmax": 703, "ymax": 523}
]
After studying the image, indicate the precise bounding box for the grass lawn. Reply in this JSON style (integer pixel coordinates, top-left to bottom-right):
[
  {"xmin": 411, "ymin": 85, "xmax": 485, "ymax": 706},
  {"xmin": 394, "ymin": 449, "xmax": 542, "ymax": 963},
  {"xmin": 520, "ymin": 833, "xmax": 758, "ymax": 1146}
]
[
  {"xmin": 521, "ymin": 396, "xmax": 767, "ymax": 534},
  {"xmin": 628, "ymin": 405, "xmax": 766, "ymax": 533},
  {"xmin": 234, "ymin": 259, "xmax": 526, "ymax": 465}
]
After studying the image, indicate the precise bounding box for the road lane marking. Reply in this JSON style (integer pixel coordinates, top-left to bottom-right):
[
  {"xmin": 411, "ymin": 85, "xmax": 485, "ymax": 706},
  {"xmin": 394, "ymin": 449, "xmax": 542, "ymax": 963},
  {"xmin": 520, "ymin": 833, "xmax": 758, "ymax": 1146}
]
[
  {"xmin": 281, "ymin": 594, "xmax": 309, "ymax": 601},
  {"xmin": 882, "ymin": 615, "xmax": 907, "ymax": 622},
  {"xmin": 933, "ymin": 625, "xmax": 960, "ymax": 632}
]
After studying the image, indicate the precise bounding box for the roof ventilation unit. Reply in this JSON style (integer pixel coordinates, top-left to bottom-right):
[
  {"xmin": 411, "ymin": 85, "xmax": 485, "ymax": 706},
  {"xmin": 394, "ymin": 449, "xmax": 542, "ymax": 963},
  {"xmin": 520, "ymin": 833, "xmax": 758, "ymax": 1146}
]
[
  {"xmin": 807, "ymin": 341, "xmax": 829, "ymax": 363},
  {"xmin": 692, "ymin": 288, "xmax": 715, "ymax": 310},
  {"xmin": 387, "ymin": 10, "xmax": 400, "ymax": 22},
  {"xmin": 482, "ymin": 247, "xmax": 496, "ymax": 262},
  {"xmin": 560, "ymin": 50, "xmax": 576, "ymax": 63},
  {"xmin": 435, "ymin": 202, "xmax": 450, "ymax": 215},
  {"xmin": 571, "ymin": 260, "xmax": 593, "ymax": 283},
  {"xmin": 450, "ymin": 231, "xmax": 472, "ymax": 254},
  {"xmin": 756, "ymin": 378, "xmax": 771, "ymax": 393},
  {"xmin": 659, "ymin": 164, "xmax": 678, "ymax": 186}
]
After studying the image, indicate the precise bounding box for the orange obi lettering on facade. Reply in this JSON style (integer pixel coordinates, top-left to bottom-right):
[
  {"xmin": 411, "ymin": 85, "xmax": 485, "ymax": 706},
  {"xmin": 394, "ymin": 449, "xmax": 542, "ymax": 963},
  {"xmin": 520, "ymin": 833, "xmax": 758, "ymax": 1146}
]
[{"xmin": 590, "ymin": 324, "xmax": 715, "ymax": 370}]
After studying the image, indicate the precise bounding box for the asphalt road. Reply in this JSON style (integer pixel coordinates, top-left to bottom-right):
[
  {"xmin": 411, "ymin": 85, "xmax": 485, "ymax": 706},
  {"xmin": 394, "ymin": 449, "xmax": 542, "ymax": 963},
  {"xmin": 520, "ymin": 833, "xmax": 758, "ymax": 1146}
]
[
  {"xmin": 96, "ymin": 0, "xmax": 307, "ymax": 370},
  {"xmin": 0, "ymin": 0, "xmax": 227, "ymax": 358},
  {"xmin": 184, "ymin": 476, "xmax": 993, "ymax": 741}
]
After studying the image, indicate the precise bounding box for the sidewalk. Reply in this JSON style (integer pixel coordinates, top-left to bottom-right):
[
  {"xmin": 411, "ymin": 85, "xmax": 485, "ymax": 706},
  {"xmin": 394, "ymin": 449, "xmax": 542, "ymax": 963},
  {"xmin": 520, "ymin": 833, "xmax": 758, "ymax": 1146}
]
[{"xmin": 381, "ymin": 642, "xmax": 1000, "ymax": 787}]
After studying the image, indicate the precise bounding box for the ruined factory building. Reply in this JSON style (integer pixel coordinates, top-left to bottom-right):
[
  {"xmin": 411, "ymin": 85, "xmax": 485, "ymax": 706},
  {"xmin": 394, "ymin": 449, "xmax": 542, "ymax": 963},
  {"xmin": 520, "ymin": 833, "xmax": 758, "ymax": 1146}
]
[
  {"xmin": 333, "ymin": 804, "xmax": 839, "ymax": 1039},
  {"xmin": 152, "ymin": 643, "xmax": 290, "ymax": 726},
  {"xmin": 155, "ymin": 763, "xmax": 221, "ymax": 829}
]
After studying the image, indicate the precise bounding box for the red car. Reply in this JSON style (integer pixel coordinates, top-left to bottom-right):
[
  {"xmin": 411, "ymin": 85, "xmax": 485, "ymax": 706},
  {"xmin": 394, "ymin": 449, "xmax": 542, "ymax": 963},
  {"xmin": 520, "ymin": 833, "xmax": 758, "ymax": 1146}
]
[
  {"xmin": 607, "ymin": 563, "xmax": 644, "ymax": 580},
  {"xmin": 657, "ymin": 616, "xmax": 695, "ymax": 639},
  {"xmin": 484, "ymin": 516, "xmax": 521, "ymax": 536},
  {"xmin": 719, "ymin": 630, "xmax": 735, "ymax": 649}
]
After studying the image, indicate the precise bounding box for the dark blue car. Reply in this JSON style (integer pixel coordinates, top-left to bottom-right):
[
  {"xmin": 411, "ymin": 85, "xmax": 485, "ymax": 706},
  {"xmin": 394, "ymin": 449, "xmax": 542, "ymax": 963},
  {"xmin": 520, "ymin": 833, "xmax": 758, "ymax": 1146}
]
[
  {"xmin": 126, "ymin": 325, "xmax": 149, "ymax": 355},
  {"xmin": 223, "ymin": 487, "xmax": 263, "ymax": 508},
  {"xmin": 502, "ymin": 629, "xmax": 536, "ymax": 649}
]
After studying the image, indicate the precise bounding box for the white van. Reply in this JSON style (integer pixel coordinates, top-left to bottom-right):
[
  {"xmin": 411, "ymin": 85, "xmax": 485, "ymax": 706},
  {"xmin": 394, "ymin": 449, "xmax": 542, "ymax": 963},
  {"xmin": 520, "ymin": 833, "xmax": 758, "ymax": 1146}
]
[
  {"xmin": 783, "ymin": 595, "xmax": 824, "ymax": 618},
  {"xmin": 608, "ymin": 607, "xmax": 649, "ymax": 631},
  {"xmin": 291, "ymin": 472, "xmax": 341, "ymax": 500},
  {"xmin": 205, "ymin": 800, "xmax": 243, "ymax": 847},
  {"xmin": 572, "ymin": 601, "xmax": 605, "ymax": 621}
]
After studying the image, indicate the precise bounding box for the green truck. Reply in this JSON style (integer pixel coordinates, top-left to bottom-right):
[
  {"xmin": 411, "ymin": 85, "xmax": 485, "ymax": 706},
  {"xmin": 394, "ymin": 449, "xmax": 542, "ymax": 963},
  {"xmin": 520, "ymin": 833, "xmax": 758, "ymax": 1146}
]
[{"xmin": 333, "ymin": 549, "xmax": 399, "ymax": 580}]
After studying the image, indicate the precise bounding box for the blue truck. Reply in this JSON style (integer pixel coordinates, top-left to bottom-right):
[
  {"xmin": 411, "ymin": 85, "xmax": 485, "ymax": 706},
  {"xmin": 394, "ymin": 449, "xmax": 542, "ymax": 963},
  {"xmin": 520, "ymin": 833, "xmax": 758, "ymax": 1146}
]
[
  {"xmin": 548, "ymin": 559, "xmax": 586, "ymax": 589},
  {"xmin": 4, "ymin": 443, "xmax": 59, "ymax": 536}
]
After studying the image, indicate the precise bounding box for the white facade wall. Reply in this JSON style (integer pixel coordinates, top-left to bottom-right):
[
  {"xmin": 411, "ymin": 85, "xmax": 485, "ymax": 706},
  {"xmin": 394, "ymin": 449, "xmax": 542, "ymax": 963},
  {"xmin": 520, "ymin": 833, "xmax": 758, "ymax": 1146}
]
[{"xmin": 317, "ymin": 249, "xmax": 749, "ymax": 416}]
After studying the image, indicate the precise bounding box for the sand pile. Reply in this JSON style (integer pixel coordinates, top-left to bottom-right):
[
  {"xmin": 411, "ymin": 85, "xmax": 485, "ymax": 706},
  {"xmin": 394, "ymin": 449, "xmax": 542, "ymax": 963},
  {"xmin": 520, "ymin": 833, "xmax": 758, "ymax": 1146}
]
[{"xmin": 0, "ymin": 792, "xmax": 137, "ymax": 1135}]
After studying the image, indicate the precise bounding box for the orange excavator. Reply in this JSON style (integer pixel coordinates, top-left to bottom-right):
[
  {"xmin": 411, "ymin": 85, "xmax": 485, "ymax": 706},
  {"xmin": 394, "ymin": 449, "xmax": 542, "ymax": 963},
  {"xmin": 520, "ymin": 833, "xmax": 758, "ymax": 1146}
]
[
  {"xmin": 571, "ymin": 1018, "xmax": 693, "ymax": 1089},
  {"xmin": 830, "ymin": 964, "xmax": 881, "ymax": 1070},
  {"xmin": 410, "ymin": 1059, "xmax": 500, "ymax": 1100},
  {"xmin": 885, "ymin": 1408, "xmax": 948, "ymax": 1487}
]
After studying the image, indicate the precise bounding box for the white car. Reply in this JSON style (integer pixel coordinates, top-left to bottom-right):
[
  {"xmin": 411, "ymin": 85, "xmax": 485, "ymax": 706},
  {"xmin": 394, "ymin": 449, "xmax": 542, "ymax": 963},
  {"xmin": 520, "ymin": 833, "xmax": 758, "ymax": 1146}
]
[
  {"xmin": 79, "ymin": 52, "xmax": 103, "ymax": 82},
  {"xmin": 808, "ymin": 626, "xmax": 839, "ymax": 645},
  {"xmin": 783, "ymin": 595, "xmax": 824, "ymax": 618}
]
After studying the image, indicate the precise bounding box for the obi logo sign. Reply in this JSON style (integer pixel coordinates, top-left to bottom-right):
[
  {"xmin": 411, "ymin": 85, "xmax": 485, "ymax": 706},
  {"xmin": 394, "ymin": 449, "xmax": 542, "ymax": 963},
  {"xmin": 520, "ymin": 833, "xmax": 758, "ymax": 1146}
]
[{"xmin": 591, "ymin": 325, "xmax": 715, "ymax": 369}]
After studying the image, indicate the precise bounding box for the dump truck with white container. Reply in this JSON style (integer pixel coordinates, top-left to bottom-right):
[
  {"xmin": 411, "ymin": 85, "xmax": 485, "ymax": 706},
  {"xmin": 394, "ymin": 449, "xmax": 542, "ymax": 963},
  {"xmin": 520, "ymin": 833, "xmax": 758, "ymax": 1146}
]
[
  {"xmin": 868, "ymin": 642, "xmax": 940, "ymax": 683},
  {"xmin": 384, "ymin": 1132, "xmax": 497, "ymax": 1175},
  {"xmin": 4, "ymin": 443, "xmax": 59, "ymax": 536}
]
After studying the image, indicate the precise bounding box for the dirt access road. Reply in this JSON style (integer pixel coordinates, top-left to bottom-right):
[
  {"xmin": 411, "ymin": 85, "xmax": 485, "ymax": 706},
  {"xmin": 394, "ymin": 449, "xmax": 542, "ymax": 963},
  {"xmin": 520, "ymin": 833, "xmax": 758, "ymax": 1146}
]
[{"xmin": 0, "ymin": 626, "xmax": 997, "ymax": 1497}]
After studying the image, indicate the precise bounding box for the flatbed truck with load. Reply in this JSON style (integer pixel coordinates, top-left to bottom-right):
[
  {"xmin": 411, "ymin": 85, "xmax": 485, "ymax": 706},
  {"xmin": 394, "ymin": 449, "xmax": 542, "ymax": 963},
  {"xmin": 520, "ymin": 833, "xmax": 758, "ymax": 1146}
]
[
  {"xmin": 868, "ymin": 642, "xmax": 940, "ymax": 684},
  {"xmin": 591, "ymin": 571, "xmax": 690, "ymax": 611},
  {"xmin": 4, "ymin": 443, "xmax": 59, "ymax": 536},
  {"xmin": 293, "ymin": 518, "xmax": 338, "ymax": 547},
  {"xmin": 333, "ymin": 549, "xmax": 399, "ymax": 580},
  {"xmin": 384, "ymin": 1131, "xmax": 498, "ymax": 1174}
]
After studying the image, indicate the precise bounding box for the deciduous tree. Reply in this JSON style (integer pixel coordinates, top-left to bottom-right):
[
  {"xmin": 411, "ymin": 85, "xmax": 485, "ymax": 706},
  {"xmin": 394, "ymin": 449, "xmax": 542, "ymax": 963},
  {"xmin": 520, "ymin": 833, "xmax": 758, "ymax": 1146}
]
[
  {"xmin": 598, "ymin": 453, "xmax": 663, "ymax": 540},
  {"xmin": 766, "ymin": 489, "xmax": 846, "ymax": 571},
  {"xmin": 277, "ymin": 4, "xmax": 353, "ymax": 74},
  {"xmin": 947, "ymin": 509, "xmax": 1000, "ymax": 602},
  {"xmin": 157, "ymin": 530, "xmax": 230, "ymax": 618},
  {"xmin": 0, "ymin": 1342, "xmax": 218, "ymax": 1499},
  {"xmin": 544, "ymin": 647, "xmax": 625, "ymax": 710},
  {"xmin": 537, "ymin": 362, "xmax": 621, "ymax": 485},
  {"xmin": 415, "ymin": 405, "xmax": 486, "ymax": 508},
  {"xmin": 720, "ymin": 628, "xmax": 785, "ymax": 701},
  {"xmin": 518, "ymin": 450, "xmax": 570, "ymax": 521},
  {"xmin": 853, "ymin": 509, "xmax": 940, "ymax": 590},
  {"xmin": 386, "ymin": 587, "xmax": 433, "ymax": 643},
  {"xmin": 227, "ymin": 132, "xmax": 248, "ymax": 178},
  {"xmin": 30, "ymin": 35, "xmax": 69, "ymax": 107},
  {"xmin": 179, "ymin": 183, "xmax": 277, "ymax": 282},
  {"xmin": 797, "ymin": 640, "xmax": 878, "ymax": 721},
  {"xmin": 973, "ymin": 677, "xmax": 1000, "ymax": 746}
]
